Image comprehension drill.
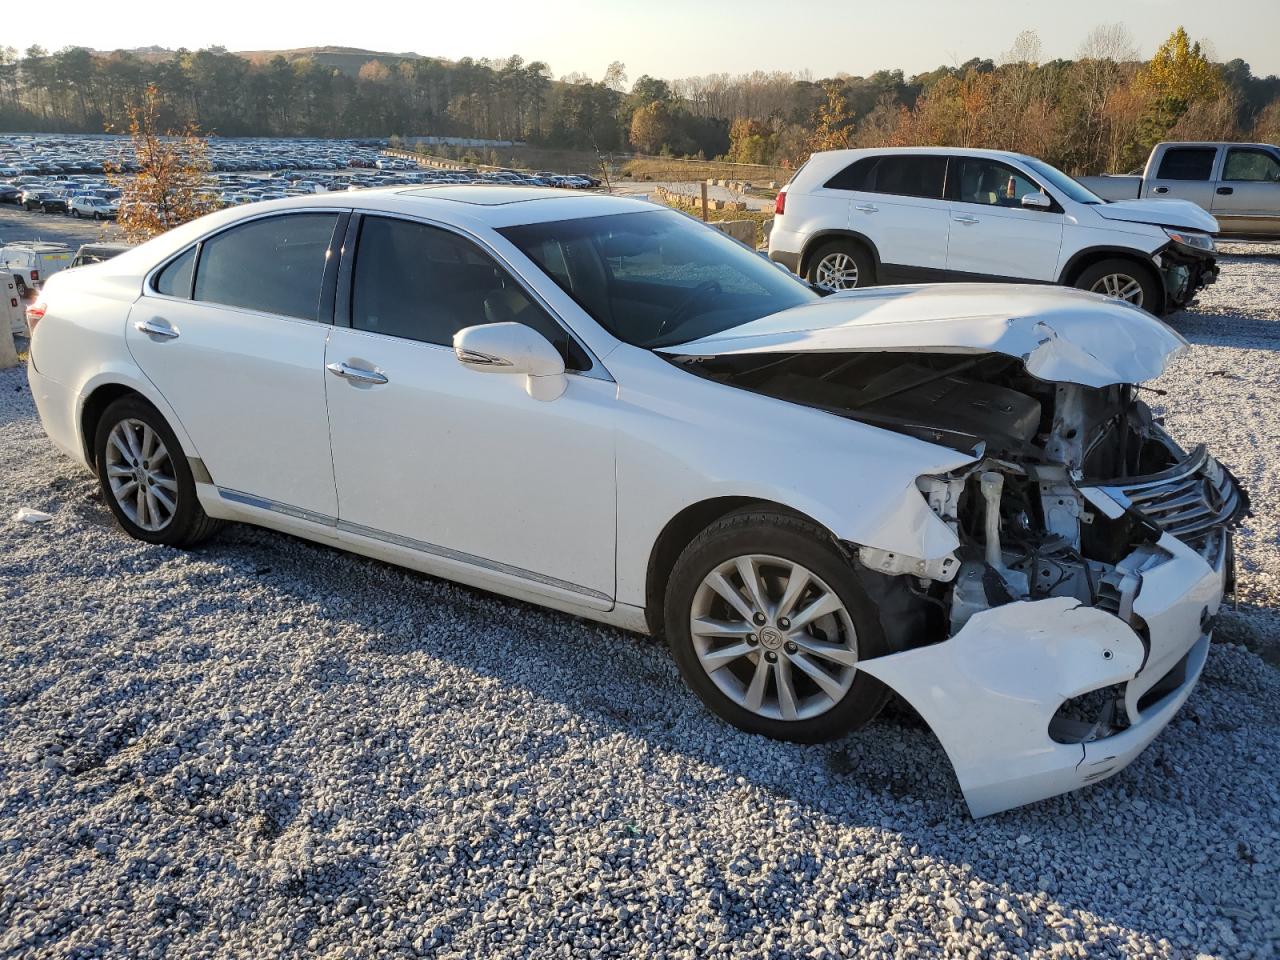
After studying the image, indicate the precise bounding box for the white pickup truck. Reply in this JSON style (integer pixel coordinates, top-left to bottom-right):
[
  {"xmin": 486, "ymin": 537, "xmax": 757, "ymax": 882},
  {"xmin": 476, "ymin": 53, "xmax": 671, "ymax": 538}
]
[{"xmin": 1079, "ymin": 141, "xmax": 1280, "ymax": 240}]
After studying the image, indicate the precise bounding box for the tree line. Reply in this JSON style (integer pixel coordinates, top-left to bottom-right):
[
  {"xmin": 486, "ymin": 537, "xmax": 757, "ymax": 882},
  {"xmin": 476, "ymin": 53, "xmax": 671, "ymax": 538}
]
[{"xmin": 1, "ymin": 26, "xmax": 1277, "ymax": 175}]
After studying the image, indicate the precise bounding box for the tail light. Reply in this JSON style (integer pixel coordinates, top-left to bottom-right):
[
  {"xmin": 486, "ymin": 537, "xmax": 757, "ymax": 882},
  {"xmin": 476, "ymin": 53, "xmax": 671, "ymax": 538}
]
[
  {"xmin": 774, "ymin": 189, "xmax": 787, "ymax": 216},
  {"xmin": 30, "ymin": 270, "xmax": 39, "ymax": 282},
  {"xmin": 26, "ymin": 300, "xmax": 46, "ymax": 334}
]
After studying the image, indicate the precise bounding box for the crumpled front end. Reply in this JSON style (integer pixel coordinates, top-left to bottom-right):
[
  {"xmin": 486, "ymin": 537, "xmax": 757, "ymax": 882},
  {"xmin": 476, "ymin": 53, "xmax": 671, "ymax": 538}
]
[{"xmin": 856, "ymin": 388, "xmax": 1247, "ymax": 816}]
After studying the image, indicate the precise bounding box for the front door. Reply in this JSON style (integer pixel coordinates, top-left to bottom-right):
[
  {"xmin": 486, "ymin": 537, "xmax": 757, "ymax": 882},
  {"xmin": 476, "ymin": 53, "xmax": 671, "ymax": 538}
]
[
  {"xmin": 1212, "ymin": 146, "xmax": 1280, "ymax": 237},
  {"xmin": 126, "ymin": 211, "xmax": 344, "ymax": 518},
  {"xmin": 944, "ymin": 156, "xmax": 1063, "ymax": 281},
  {"xmin": 324, "ymin": 215, "xmax": 617, "ymax": 603}
]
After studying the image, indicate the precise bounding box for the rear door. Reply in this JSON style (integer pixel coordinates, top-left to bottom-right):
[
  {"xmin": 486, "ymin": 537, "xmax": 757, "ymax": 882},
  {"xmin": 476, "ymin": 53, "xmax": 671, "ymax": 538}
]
[
  {"xmin": 1211, "ymin": 146, "xmax": 1280, "ymax": 237},
  {"xmin": 830, "ymin": 154, "xmax": 950, "ymax": 279},
  {"xmin": 126, "ymin": 210, "xmax": 345, "ymax": 519},
  {"xmin": 944, "ymin": 156, "xmax": 1063, "ymax": 281},
  {"xmin": 1145, "ymin": 146, "xmax": 1220, "ymax": 209}
]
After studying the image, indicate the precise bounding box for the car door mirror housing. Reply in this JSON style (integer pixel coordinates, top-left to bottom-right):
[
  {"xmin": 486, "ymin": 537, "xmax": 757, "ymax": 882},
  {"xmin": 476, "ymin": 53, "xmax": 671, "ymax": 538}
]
[
  {"xmin": 453, "ymin": 322, "xmax": 567, "ymax": 401},
  {"xmin": 1020, "ymin": 192, "xmax": 1052, "ymax": 210}
]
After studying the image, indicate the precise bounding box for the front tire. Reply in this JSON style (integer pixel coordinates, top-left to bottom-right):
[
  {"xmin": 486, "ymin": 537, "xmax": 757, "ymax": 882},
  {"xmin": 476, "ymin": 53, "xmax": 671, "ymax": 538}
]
[
  {"xmin": 93, "ymin": 396, "xmax": 222, "ymax": 547},
  {"xmin": 806, "ymin": 240, "xmax": 875, "ymax": 291},
  {"xmin": 664, "ymin": 508, "xmax": 892, "ymax": 743},
  {"xmin": 1075, "ymin": 258, "xmax": 1162, "ymax": 313}
]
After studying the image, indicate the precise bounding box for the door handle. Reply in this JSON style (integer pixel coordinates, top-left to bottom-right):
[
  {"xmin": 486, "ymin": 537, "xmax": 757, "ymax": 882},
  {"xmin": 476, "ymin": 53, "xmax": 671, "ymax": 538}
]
[
  {"xmin": 952, "ymin": 215, "xmax": 980, "ymax": 225},
  {"xmin": 854, "ymin": 203, "xmax": 879, "ymax": 213},
  {"xmin": 134, "ymin": 318, "xmax": 179, "ymax": 339},
  {"xmin": 326, "ymin": 361, "xmax": 388, "ymax": 385},
  {"xmin": 1216, "ymin": 186, "xmax": 1234, "ymax": 195},
  {"xmin": 1154, "ymin": 186, "xmax": 1169, "ymax": 195}
]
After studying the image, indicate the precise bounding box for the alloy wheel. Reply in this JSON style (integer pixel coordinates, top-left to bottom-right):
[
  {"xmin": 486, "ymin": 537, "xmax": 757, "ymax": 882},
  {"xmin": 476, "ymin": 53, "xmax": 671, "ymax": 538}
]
[
  {"xmin": 104, "ymin": 418, "xmax": 179, "ymax": 532},
  {"xmin": 814, "ymin": 252, "xmax": 859, "ymax": 290},
  {"xmin": 1091, "ymin": 273, "xmax": 1145, "ymax": 306},
  {"xmin": 689, "ymin": 554, "xmax": 858, "ymax": 722}
]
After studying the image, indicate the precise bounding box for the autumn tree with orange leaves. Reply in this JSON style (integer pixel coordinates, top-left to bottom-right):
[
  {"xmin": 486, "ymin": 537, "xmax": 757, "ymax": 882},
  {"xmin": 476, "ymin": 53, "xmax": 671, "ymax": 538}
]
[{"xmin": 108, "ymin": 85, "xmax": 219, "ymax": 243}]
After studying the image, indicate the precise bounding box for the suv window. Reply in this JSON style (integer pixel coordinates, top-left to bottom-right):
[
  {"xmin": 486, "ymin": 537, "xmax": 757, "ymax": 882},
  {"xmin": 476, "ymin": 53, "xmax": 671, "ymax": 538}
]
[
  {"xmin": 350, "ymin": 216, "xmax": 588, "ymax": 370},
  {"xmin": 154, "ymin": 247, "xmax": 196, "ymax": 298},
  {"xmin": 193, "ymin": 213, "xmax": 338, "ymax": 320},
  {"xmin": 1222, "ymin": 148, "xmax": 1280, "ymax": 182},
  {"xmin": 951, "ymin": 157, "xmax": 1046, "ymax": 207},
  {"xmin": 826, "ymin": 155, "xmax": 946, "ymax": 199},
  {"xmin": 1156, "ymin": 147, "xmax": 1217, "ymax": 181}
]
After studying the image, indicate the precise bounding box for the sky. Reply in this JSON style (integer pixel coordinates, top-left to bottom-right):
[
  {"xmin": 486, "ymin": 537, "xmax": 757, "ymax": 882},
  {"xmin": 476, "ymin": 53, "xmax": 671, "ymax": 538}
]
[{"xmin": 10, "ymin": 0, "xmax": 1280, "ymax": 82}]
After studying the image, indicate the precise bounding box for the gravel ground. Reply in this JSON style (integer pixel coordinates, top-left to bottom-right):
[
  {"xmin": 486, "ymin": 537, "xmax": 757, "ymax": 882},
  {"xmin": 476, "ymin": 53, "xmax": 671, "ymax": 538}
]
[{"xmin": 1, "ymin": 249, "xmax": 1278, "ymax": 959}]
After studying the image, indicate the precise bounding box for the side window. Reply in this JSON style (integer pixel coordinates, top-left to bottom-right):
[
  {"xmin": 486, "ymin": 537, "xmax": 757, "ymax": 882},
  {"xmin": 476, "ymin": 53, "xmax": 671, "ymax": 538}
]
[
  {"xmin": 153, "ymin": 247, "xmax": 196, "ymax": 298},
  {"xmin": 1222, "ymin": 148, "xmax": 1280, "ymax": 182},
  {"xmin": 1156, "ymin": 148, "xmax": 1217, "ymax": 181},
  {"xmin": 860, "ymin": 155, "xmax": 947, "ymax": 199},
  {"xmin": 193, "ymin": 213, "xmax": 338, "ymax": 321},
  {"xmin": 350, "ymin": 217, "xmax": 589, "ymax": 370},
  {"xmin": 824, "ymin": 157, "xmax": 874, "ymax": 191},
  {"xmin": 952, "ymin": 158, "xmax": 1046, "ymax": 207}
]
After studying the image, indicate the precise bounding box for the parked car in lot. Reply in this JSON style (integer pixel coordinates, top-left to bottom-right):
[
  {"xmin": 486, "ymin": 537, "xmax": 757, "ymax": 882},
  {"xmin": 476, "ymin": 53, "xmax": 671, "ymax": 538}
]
[
  {"xmin": 69, "ymin": 242, "xmax": 132, "ymax": 268},
  {"xmin": 20, "ymin": 189, "xmax": 68, "ymax": 214},
  {"xmin": 25, "ymin": 187, "xmax": 1246, "ymax": 816},
  {"xmin": 1, "ymin": 240, "xmax": 73, "ymax": 286},
  {"xmin": 770, "ymin": 147, "xmax": 1220, "ymax": 314},
  {"xmin": 1079, "ymin": 141, "xmax": 1280, "ymax": 240},
  {"xmin": 69, "ymin": 195, "xmax": 119, "ymax": 220}
]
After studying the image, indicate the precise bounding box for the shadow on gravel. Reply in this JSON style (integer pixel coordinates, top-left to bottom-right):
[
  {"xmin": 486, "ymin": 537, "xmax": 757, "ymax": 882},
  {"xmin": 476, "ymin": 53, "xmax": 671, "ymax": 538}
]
[
  {"xmin": 1171, "ymin": 311, "xmax": 1280, "ymax": 349},
  {"xmin": 140, "ymin": 518, "xmax": 1272, "ymax": 955}
]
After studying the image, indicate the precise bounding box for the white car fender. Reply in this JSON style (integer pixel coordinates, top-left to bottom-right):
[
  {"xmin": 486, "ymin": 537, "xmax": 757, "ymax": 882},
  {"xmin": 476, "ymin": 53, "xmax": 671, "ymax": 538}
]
[{"xmin": 608, "ymin": 346, "xmax": 977, "ymax": 609}]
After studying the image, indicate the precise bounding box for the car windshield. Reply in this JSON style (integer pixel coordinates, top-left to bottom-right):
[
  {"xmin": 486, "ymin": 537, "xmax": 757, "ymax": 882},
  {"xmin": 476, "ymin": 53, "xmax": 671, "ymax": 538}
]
[
  {"xmin": 499, "ymin": 209, "xmax": 818, "ymax": 350},
  {"xmin": 1021, "ymin": 157, "xmax": 1105, "ymax": 205}
]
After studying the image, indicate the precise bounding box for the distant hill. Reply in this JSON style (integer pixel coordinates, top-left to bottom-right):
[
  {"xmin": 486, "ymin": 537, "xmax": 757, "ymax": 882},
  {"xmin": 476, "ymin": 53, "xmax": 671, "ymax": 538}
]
[
  {"xmin": 234, "ymin": 46, "xmax": 431, "ymax": 76},
  {"xmin": 92, "ymin": 45, "xmax": 435, "ymax": 77}
]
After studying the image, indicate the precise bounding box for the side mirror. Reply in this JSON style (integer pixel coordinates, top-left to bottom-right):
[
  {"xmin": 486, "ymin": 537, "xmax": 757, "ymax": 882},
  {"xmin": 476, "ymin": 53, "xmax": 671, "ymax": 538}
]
[
  {"xmin": 1021, "ymin": 192, "xmax": 1052, "ymax": 210},
  {"xmin": 453, "ymin": 322, "xmax": 567, "ymax": 401}
]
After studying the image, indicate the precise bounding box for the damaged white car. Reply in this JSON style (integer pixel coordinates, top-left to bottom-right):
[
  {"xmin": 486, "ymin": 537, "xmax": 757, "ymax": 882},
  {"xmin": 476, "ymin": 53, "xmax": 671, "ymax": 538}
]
[{"xmin": 26, "ymin": 190, "xmax": 1247, "ymax": 817}]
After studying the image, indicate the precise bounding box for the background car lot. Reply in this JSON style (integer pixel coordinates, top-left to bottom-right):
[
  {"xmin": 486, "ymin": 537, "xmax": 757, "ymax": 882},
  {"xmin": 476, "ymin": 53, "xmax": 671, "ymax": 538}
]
[
  {"xmin": 0, "ymin": 204, "xmax": 1277, "ymax": 958},
  {"xmin": 0, "ymin": 134, "xmax": 601, "ymax": 222}
]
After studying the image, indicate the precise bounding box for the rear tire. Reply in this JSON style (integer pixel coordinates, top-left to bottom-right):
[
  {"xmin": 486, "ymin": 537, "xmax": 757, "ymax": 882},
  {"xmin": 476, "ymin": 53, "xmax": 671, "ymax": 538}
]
[
  {"xmin": 664, "ymin": 508, "xmax": 892, "ymax": 743},
  {"xmin": 806, "ymin": 240, "xmax": 875, "ymax": 291},
  {"xmin": 93, "ymin": 396, "xmax": 222, "ymax": 548},
  {"xmin": 1074, "ymin": 258, "xmax": 1162, "ymax": 313}
]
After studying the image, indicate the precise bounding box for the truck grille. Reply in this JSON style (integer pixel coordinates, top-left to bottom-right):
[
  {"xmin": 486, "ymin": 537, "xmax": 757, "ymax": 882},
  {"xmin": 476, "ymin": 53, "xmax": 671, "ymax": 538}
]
[{"xmin": 1093, "ymin": 445, "xmax": 1247, "ymax": 544}]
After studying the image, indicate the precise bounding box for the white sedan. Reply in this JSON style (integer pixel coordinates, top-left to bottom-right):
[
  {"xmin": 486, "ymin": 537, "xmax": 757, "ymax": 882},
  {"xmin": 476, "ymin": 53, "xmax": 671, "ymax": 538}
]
[{"xmin": 25, "ymin": 187, "xmax": 1246, "ymax": 816}]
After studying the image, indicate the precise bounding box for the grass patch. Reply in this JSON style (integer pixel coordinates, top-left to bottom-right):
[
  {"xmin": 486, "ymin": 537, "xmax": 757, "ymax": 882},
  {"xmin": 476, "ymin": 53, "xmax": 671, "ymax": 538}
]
[{"xmin": 653, "ymin": 195, "xmax": 773, "ymax": 248}]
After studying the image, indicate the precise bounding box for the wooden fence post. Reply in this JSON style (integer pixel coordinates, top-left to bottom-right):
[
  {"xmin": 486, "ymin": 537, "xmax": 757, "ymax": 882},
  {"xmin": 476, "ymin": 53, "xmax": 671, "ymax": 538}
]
[{"xmin": 700, "ymin": 182, "xmax": 708, "ymax": 222}]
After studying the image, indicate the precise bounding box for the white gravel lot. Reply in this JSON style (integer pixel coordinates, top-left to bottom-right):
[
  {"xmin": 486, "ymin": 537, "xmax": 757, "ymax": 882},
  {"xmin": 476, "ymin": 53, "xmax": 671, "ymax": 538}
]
[{"xmin": 1, "ymin": 249, "xmax": 1278, "ymax": 959}]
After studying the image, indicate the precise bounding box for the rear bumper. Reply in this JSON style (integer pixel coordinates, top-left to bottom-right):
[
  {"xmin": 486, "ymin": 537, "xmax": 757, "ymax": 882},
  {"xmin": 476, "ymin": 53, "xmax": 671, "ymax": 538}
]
[
  {"xmin": 859, "ymin": 531, "xmax": 1228, "ymax": 817},
  {"xmin": 27, "ymin": 362, "xmax": 87, "ymax": 467}
]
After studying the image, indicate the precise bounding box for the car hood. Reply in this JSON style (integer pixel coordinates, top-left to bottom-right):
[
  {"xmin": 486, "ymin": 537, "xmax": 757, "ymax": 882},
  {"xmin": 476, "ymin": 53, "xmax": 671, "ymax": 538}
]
[
  {"xmin": 659, "ymin": 284, "xmax": 1187, "ymax": 388},
  {"xmin": 1094, "ymin": 197, "xmax": 1219, "ymax": 233}
]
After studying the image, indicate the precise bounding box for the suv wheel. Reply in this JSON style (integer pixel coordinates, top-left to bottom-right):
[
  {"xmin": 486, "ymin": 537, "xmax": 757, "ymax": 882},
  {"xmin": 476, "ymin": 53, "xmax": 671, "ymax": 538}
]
[
  {"xmin": 93, "ymin": 396, "xmax": 222, "ymax": 547},
  {"xmin": 1075, "ymin": 258, "xmax": 1161, "ymax": 312},
  {"xmin": 664, "ymin": 508, "xmax": 892, "ymax": 743},
  {"xmin": 807, "ymin": 241, "xmax": 874, "ymax": 291}
]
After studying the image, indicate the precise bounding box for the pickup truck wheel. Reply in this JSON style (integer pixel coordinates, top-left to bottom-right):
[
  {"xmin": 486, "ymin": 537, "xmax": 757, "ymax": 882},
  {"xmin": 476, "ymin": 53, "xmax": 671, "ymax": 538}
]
[
  {"xmin": 807, "ymin": 241, "xmax": 874, "ymax": 291},
  {"xmin": 1075, "ymin": 258, "xmax": 1161, "ymax": 312},
  {"xmin": 665, "ymin": 509, "xmax": 892, "ymax": 743}
]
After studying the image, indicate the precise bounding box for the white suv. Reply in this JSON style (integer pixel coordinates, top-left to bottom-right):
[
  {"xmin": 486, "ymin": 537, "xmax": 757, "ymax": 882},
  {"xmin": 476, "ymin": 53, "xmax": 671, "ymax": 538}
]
[{"xmin": 769, "ymin": 147, "xmax": 1220, "ymax": 314}]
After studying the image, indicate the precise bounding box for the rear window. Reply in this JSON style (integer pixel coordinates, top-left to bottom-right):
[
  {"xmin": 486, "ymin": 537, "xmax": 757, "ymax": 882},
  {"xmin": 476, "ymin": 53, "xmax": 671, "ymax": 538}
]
[
  {"xmin": 154, "ymin": 248, "xmax": 196, "ymax": 298},
  {"xmin": 1156, "ymin": 147, "xmax": 1217, "ymax": 181},
  {"xmin": 193, "ymin": 213, "xmax": 338, "ymax": 321},
  {"xmin": 826, "ymin": 155, "xmax": 946, "ymax": 199}
]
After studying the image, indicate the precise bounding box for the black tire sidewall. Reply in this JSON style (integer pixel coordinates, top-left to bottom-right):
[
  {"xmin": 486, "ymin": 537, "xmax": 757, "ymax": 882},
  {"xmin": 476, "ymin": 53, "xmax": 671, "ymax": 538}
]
[
  {"xmin": 1075, "ymin": 258, "xmax": 1162, "ymax": 314},
  {"xmin": 93, "ymin": 396, "xmax": 205, "ymax": 546},
  {"xmin": 807, "ymin": 240, "xmax": 875, "ymax": 289},
  {"xmin": 664, "ymin": 511, "xmax": 892, "ymax": 743}
]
